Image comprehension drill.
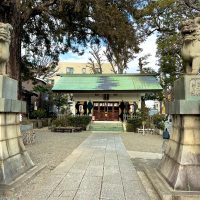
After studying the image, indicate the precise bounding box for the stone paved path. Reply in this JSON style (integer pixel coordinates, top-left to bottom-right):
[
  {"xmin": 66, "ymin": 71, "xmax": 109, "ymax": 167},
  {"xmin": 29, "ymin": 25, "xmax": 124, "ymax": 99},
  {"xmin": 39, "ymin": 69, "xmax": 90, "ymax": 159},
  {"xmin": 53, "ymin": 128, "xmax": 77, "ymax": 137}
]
[{"xmin": 28, "ymin": 132, "xmax": 149, "ymax": 200}]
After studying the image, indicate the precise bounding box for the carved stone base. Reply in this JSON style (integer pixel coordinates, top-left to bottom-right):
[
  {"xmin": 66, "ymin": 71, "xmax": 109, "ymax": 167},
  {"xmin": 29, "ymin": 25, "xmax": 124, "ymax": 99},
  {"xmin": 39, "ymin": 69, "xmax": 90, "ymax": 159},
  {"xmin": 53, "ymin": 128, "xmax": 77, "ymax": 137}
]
[
  {"xmin": 158, "ymin": 115, "xmax": 200, "ymax": 190},
  {"xmin": 0, "ymin": 113, "xmax": 34, "ymax": 185},
  {"xmin": 144, "ymin": 166, "xmax": 200, "ymax": 200},
  {"xmin": 0, "ymin": 75, "xmax": 34, "ymax": 186}
]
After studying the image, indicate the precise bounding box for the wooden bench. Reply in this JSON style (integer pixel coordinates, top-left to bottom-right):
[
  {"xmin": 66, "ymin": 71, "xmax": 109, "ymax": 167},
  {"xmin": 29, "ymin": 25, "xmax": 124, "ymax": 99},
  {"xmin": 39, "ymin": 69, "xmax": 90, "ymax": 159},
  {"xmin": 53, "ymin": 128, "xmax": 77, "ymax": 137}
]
[
  {"xmin": 51, "ymin": 126, "xmax": 82, "ymax": 133},
  {"xmin": 137, "ymin": 128, "xmax": 154, "ymax": 135}
]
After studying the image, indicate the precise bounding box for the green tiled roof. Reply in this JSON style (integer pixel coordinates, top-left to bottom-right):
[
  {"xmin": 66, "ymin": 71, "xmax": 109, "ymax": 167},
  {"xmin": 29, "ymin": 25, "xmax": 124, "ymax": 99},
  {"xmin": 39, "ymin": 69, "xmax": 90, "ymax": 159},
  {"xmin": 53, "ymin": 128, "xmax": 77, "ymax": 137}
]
[{"xmin": 52, "ymin": 74, "xmax": 162, "ymax": 92}]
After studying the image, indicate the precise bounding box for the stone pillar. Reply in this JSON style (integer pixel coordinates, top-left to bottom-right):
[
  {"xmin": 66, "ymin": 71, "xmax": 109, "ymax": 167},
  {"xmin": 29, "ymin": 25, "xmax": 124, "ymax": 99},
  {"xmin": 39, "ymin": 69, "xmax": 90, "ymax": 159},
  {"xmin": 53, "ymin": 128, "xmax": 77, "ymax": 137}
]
[
  {"xmin": 0, "ymin": 76, "xmax": 34, "ymax": 186},
  {"xmin": 158, "ymin": 75, "xmax": 200, "ymax": 191}
]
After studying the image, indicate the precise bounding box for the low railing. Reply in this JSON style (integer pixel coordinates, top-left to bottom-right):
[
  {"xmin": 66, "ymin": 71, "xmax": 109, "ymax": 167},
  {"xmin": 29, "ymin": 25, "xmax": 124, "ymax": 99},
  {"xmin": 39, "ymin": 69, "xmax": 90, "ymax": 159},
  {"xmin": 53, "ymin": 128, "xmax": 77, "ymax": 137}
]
[{"xmin": 137, "ymin": 128, "xmax": 154, "ymax": 135}]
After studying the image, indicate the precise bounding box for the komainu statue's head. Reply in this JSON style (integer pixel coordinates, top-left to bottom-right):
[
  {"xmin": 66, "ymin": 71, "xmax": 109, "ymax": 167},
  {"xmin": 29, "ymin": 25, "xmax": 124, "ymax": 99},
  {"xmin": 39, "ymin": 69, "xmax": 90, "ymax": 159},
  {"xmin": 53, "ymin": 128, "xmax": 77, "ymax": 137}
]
[
  {"xmin": 0, "ymin": 23, "xmax": 12, "ymax": 66},
  {"xmin": 179, "ymin": 17, "xmax": 200, "ymax": 74},
  {"xmin": 180, "ymin": 17, "xmax": 200, "ymax": 42}
]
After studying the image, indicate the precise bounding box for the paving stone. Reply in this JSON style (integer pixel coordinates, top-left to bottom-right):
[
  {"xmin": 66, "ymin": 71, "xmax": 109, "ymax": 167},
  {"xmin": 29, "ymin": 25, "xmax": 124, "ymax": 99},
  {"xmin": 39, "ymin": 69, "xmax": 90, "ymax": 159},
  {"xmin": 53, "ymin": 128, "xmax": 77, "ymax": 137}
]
[
  {"xmin": 47, "ymin": 197, "xmax": 59, "ymax": 200},
  {"xmin": 123, "ymin": 180, "xmax": 146, "ymax": 192},
  {"xmin": 70, "ymin": 163, "xmax": 88, "ymax": 170},
  {"xmin": 79, "ymin": 176, "xmax": 102, "ymax": 191},
  {"xmin": 58, "ymin": 197, "xmax": 74, "ymax": 200},
  {"xmin": 24, "ymin": 132, "xmax": 150, "ymax": 200},
  {"xmin": 104, "ymin": 165, "xmax": 120, "ymax": 176},
  {"xmin": 55, "ymin": 175, "xmax": 82, "ymax": 191},
  {"xmin": 123, "ymin": 180, "xmax": 149, "ymax": 200},
  {"xmin": 59, "ymin": 190, "xmax": 77, "ymax": 197},
  {"xmin": 52, "ymin": 163, "xmax": 74, "ymax": 175},
  {"xmin": 89, "ymin": 159, "xmax": 104, "ymax": 166},
  {"xmin": 50, "ymin": 190, "xmax": 63, "ymax": 197},
  {"xmin": 48, "ymin": 197, "xmax": 73, "ymax": 200},
  {"xmin": 92, "ymin": 155, "xmax": 105, "ymax": 160},
  {"xmin": 73, "ymin": 189, "xmax": 100, "ymax": 200},
  {"xmin": 101, "ymin": 182, "xmax": 125, "ymax": 200},
  {"xmin": 119, "ymin": 167, "xmax": 137, "ymax": 175},
  {"xmin": 125, "ymin": 190, "xmax": 150, "ymax": 200},
  {"xmin": 103, "ymin": 174, "xmax": 122, "ymax": 184},
  {"xmin": 68, "ymin": 168, "xmax": 86, "ymax": 174},
  {"xmin": 85, "ymin": 165, "xmax": 103, "ymax": 177},
  {"xmin": 104, "ymin": 161, "xmax": 119, "ymax": 166},
  {"xmin": 100, "ymin": 199, "xmax": 115, "ymax": 200}
]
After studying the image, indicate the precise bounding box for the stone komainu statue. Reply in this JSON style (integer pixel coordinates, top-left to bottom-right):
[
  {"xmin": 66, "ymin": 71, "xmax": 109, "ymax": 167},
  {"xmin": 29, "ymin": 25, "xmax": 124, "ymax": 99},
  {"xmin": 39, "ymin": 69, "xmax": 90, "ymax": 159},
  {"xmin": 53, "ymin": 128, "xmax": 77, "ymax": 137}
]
[
  {"xmin": 180, "ymin": 17, "xmax": 200, "ymax": 74},
  {"xmin": 0, "ymin": 22, "xmax": 12, "ymax": 75}
]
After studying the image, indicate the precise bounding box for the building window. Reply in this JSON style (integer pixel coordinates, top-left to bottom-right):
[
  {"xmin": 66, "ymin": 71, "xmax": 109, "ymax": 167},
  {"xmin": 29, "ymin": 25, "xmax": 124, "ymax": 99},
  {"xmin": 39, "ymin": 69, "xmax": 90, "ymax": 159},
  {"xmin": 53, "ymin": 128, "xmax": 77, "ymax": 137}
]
[
  {"xmin": 66, "ymin": 67, "xmax": 74, "ymax": 74},
  {"xmin": 82, "ymin": 68, "xmax": 86, "ymax": 74}
]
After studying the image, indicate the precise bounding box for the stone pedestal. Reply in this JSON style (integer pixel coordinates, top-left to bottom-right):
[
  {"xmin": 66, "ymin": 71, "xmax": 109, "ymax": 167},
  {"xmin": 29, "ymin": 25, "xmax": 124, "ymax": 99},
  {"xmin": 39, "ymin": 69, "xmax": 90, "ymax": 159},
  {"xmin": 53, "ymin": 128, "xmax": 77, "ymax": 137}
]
[
  {"xmin": 159, "ymin": 75, "xmax": 200, "ymax": 191},
  {"xmin": 0, "ymin": 75, "xmax": 34, "ymax": 186}
]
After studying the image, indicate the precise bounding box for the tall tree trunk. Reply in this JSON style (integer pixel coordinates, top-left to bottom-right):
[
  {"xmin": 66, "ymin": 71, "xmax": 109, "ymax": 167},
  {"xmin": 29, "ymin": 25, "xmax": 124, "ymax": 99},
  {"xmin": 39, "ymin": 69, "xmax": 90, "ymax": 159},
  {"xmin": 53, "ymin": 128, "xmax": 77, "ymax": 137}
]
[
  {"xmin": 5, "ymin": 4, "xmax": 21, "ymax": 81},
  {"xmin": 9, "ymin": 24, "xmax": 22, "ymax": 98},
  {"xmin": 8, "ymin": 26, "xmax": 21, "ymax": 81},
  {"xmin": 118, "ymin": 67, "xmax": 124, "ymax": 74}
]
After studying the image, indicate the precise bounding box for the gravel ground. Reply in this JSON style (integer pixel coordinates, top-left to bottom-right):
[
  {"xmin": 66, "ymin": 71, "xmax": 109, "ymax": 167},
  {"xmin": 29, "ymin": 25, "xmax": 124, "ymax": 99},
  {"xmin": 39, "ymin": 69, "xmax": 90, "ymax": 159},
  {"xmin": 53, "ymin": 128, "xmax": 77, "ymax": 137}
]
[
  {"xmin": 120, "ymin": 132, "xmax": 162, "ymax": 153},
  {"xmin": 121, "ymin": 132, "xmax": 163, "ymax": 169},
  {"xmin": 6, "ymin": 129, "xmax": 163, "ymax": 199},
  {"xmin": 26, "ymin": 128, "xmax": 91, "ymax": 170}
]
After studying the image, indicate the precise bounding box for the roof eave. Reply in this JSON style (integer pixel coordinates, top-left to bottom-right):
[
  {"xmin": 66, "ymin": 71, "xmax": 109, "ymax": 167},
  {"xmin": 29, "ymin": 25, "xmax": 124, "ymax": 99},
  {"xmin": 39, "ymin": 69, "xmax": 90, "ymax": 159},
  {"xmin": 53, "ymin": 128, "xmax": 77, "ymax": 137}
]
[{"xmin": 52, "ymin": 89, "xmax": 162, "ymax": 93}]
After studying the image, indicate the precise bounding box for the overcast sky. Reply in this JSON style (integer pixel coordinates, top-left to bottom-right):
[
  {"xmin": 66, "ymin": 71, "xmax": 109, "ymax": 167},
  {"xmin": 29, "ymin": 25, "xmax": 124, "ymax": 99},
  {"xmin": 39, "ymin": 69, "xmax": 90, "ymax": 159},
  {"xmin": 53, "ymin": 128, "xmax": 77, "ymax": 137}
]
[{"xmin": 59, "ymin": 34, "xmax": 158, "ymax": 73}]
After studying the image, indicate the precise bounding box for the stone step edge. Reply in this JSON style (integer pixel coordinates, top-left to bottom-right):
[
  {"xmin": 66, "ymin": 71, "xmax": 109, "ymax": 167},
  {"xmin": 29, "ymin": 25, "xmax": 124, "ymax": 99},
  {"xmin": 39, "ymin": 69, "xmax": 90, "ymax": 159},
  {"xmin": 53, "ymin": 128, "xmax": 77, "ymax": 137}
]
[
  {"xmin": 0, "ymin": 164, "xmax": 46, "ymax": 195},
  {"xmin": 144, "ymin": 166, "xmax": 200, "ymax": 200},
  {"xmin": 91, "ymin": 131, "xmax": 124, "ymax": 133}
]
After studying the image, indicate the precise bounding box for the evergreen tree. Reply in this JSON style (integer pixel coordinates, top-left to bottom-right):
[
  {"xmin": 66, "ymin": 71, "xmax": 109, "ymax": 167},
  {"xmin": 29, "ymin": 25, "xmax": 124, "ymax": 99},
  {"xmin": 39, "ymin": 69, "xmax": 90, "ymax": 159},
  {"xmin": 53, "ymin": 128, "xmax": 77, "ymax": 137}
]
[
  {"xmin": 0, "ymin": 0, "xmax": 140, "ymax": 81},
  {"xmin": 134, "ymin": 0, "xmax": 199, "ymax": 99}
]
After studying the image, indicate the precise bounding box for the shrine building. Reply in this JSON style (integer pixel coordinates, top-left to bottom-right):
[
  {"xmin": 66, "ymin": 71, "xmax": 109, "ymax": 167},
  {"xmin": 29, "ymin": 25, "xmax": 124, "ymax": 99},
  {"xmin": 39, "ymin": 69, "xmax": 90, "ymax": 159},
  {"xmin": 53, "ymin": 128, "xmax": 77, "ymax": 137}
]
[{"xmin": 52, "ymin": 74, "xmax": 162, "ymax": 121}]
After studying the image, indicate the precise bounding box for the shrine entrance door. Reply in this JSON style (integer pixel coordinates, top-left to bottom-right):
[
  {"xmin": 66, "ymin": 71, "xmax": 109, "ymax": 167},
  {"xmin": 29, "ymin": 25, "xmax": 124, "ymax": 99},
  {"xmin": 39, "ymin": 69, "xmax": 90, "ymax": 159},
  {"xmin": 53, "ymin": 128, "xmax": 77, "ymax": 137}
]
[{"xmin": 93, "ymin": 102, "xmax": 119, "ymax": 121}]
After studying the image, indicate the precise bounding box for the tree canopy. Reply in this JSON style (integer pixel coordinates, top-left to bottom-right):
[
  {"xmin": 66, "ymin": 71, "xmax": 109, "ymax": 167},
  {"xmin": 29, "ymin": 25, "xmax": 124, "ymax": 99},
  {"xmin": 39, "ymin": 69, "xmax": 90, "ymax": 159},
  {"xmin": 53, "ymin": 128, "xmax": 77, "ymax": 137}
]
[
  {"xmin": 0, "ymin": 0, "xmax": 140, "ymax": 81},
  {"xmin": 133, "ymin": 0, "xmax": 199, "ymax": 100},
  {"xmin": 1, "ymin": 0, "xmax": 200, "ymax": 98}
]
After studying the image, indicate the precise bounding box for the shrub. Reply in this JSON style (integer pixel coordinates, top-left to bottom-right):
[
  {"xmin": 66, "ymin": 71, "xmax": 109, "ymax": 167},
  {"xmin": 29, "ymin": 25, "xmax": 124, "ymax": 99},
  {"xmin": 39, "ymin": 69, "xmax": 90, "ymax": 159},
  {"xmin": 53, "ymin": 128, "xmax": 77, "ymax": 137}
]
[
  {"xmin": 31, "ymin": 109, "xmax": 47, "ymax": 119},
  {"xmin": 67, "ymin": 116, "xmax": 91, "ymax": 129},
  {"xmin": 126, "ymin": 117, "xmax": 142, "ymax": 132},
  {"xmin": 52, "ymin": 115, "xmax": 91, "ymax": 129},
  {"xmin": 152, "ymin": 114, "xmax": 166, "ymax": 130},
  {"xmin": 48, "ymin": 112, "xmax": 57, "ymax": 119},
  {"xmin": 52, "ymin": 117, "xmax": 68, "ymax": 127}
]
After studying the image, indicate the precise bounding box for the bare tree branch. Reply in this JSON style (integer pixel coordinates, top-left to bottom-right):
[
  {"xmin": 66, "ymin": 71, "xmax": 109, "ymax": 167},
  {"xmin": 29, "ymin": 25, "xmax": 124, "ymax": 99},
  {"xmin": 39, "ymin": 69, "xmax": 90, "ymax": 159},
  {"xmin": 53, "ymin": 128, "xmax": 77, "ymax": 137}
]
[
  {"xmin": 181, "ymin": 0, "xmax": 200, "ymax": 12},
  {"xmin": 86, "ymin": 45, "xmax": 104, "ymax": 74},
  {"xmin": 86, "ymin": 58, "xmax": 97, "ymax": 74},
  {"xmin": 103, "ymin": 49, "xmax": 117, "ymax": 74}
]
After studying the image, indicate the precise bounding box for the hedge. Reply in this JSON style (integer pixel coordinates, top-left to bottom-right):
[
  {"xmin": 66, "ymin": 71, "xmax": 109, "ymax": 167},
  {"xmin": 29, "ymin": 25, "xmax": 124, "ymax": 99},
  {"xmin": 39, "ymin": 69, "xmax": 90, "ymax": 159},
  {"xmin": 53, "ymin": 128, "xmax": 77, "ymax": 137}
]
[
  {"xmin": 126, "ymin": 117, "xmax": 142, "ymax": 132},
  {"xmin": 52, "ymin": 115, "xmax": 91, "ymax": 129}
]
